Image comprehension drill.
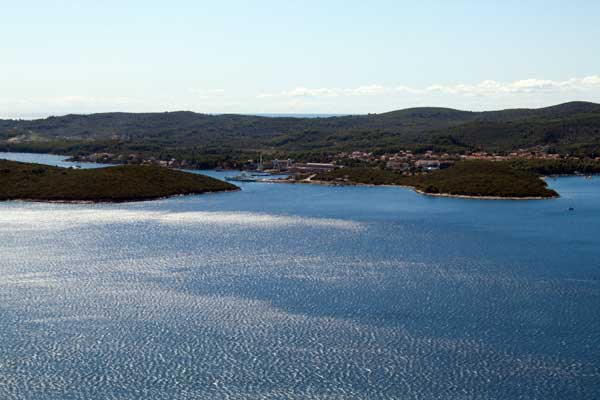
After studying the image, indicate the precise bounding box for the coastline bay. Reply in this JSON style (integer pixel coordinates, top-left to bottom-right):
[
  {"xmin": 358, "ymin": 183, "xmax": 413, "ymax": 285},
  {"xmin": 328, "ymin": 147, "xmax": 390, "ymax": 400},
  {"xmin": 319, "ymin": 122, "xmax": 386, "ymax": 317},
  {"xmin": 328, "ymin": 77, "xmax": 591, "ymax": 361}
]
[{"xmin": 0, "ymin": 153, "xmax": 599, "ymax": 399}]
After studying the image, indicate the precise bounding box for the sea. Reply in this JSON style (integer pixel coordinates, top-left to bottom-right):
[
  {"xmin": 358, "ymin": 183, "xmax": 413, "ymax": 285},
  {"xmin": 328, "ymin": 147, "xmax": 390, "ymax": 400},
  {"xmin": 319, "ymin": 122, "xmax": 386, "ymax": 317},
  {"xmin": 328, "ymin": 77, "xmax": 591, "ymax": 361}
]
[{"xmin": 0, "ymin": 152, "xmax": 599, "ymax": 399}]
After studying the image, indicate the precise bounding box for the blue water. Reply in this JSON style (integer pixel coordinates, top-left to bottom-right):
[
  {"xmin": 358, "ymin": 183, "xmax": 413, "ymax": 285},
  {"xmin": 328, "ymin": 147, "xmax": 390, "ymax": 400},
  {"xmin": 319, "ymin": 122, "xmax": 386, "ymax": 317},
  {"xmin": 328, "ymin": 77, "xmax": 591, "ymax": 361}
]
[
  {"xmin": 0, "ymin": 152, "xmax": 110, "ymax": 169},
  {"xmin": 0, "ymin": 153, "xmax": 599, "ymax": 399}
]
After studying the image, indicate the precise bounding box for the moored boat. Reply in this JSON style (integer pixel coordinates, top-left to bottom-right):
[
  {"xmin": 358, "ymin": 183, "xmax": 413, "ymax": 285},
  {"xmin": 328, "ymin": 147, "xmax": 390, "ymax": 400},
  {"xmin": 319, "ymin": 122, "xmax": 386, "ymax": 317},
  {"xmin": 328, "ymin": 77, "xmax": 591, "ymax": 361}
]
[{"xmin": 225, "ymin": 171, "xmax": 260, "ymax": 182}]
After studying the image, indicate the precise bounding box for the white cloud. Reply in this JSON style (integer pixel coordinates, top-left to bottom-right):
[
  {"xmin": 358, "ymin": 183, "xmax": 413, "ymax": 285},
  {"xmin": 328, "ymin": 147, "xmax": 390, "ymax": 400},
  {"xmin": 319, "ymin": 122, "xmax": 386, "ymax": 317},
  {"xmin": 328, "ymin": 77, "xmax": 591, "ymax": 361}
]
[
  {"xmin": 349, "ymin": 85, "xmax": 387, "ymax": 96},
  {"xmin": 394, "ymin": 85, "xmax": 421, "ymax": 94},
  {"xmin": 425, "ymin": 75, "xmax": 600, "ymax": 96},
  {"xmin": 2, "ymin": 75, "xmax": 599, "ymax": 116},
  {"xmin": 260, "ymin": 84, "xmax": 396, "ymax": 98},
  {"xmin": 290, "ymin": 87, "xmax": 339, "ymax": 97},
  {"xmin": 582, "ymin": 75, "xmax": 600, "ymax": 86},
  {"xmin": 260, "ymin": 75, "xmax": 600, "ymax": 100}
]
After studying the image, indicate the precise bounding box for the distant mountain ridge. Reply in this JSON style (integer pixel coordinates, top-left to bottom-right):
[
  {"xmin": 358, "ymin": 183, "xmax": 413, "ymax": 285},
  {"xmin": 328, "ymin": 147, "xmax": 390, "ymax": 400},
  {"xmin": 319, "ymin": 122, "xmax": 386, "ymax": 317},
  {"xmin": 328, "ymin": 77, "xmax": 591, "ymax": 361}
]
[{"xmin": 1, "ymin": 101, "xmax": 599, "ymax": 162}]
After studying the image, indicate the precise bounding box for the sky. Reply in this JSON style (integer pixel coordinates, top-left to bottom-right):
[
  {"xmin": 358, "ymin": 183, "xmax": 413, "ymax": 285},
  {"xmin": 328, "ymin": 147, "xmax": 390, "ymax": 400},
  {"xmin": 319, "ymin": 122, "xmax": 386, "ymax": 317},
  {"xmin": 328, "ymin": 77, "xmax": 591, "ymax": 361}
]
[{"xmin": 1, "ymin": 0, "xmax": 600, "ymax": 117}]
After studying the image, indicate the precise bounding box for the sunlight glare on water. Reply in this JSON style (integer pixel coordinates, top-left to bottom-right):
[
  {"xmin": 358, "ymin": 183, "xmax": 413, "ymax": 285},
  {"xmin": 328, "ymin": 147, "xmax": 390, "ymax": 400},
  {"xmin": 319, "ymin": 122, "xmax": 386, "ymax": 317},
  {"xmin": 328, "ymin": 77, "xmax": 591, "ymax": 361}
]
[{"xmin": 0, "ymin": 153, "xmax": 599, "ymax": 399}]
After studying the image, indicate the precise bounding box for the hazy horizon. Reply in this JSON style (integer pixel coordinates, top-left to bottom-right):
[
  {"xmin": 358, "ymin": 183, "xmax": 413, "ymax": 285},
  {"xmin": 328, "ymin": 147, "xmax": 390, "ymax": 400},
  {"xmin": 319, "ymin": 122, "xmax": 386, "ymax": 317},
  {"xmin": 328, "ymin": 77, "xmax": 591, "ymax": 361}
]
[{"xmin": 1, "ymin": 99, "xmax": 598, "ymax": 121}]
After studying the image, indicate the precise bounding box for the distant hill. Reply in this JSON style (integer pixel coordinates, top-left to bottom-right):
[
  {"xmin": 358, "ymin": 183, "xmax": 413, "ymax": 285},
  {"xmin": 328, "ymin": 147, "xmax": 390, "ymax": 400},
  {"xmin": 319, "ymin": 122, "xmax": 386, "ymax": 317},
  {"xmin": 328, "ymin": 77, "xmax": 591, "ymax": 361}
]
[
  {"xmin": 1, "ymin": 101, "xmax": 599, "ymax": 164},
  {"xmin": 443, "ymin": 102, "xmax": 600, "ymax": 154},
  {"xmin": 478, "ymin": 101, "xmax": 600, "ymax": 120}
]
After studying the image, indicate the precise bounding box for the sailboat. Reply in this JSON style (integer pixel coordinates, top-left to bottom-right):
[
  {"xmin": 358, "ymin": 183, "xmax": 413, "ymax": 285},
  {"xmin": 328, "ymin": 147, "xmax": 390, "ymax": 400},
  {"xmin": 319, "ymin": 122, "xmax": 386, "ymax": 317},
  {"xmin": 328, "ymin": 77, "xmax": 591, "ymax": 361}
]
[{"xmin": 250, "ymin": 154, "xmax": 270, "ymax": 176}]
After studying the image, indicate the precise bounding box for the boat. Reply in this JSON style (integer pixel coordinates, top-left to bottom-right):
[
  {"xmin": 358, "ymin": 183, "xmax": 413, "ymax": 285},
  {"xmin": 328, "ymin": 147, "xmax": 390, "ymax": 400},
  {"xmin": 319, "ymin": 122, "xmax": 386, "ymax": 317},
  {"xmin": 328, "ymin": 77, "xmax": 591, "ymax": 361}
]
[
  {"xmin": 225, "ymin": 171, "xmax": 260, "ymax": 182},
  {"xmin": 250, "ymin": 154, "xmax": 270, "ymax": 176},
  {"xmin": 249, "ymin": 171, "xmax": 271, "ymax": 176}
]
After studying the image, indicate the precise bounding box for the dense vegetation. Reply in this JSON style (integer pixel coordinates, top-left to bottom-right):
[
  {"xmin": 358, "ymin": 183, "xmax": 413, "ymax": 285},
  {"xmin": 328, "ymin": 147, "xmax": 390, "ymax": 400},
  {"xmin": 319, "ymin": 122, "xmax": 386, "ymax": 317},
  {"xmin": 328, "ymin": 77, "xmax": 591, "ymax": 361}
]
[
  {"xmin": 509, "ymin": 158, "xmax": 600, "ymax": 175},
  {"xmin": 315, "ymin": 161, "xmax": 558, "ymax": 199},
  {"xmin": 2, "ymin": 102, "xmax": 600, "ymax": 166},
  {"xmin": 0, "ymin": 160, "xmax": 237, "ymax": 202},
  {"xmin": 314, "ymin": 167, "xmax": 407, "ymax": 185}
]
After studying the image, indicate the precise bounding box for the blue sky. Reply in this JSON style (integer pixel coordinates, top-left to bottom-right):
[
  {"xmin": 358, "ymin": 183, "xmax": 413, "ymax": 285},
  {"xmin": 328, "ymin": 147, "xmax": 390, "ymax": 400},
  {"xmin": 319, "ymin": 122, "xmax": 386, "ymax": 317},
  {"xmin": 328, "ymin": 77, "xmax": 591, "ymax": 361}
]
[{"xmin": 1, "ymin": 0, "xmax": 600, "ymax": 116}]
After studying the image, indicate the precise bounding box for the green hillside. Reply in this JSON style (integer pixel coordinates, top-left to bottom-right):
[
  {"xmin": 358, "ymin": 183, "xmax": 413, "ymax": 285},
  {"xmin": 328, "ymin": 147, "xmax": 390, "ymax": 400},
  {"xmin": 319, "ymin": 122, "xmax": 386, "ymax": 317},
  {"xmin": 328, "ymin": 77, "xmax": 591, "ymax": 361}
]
[{"xmin": 1, "ymin": 102, "xmax": 600, "ymax": 166}]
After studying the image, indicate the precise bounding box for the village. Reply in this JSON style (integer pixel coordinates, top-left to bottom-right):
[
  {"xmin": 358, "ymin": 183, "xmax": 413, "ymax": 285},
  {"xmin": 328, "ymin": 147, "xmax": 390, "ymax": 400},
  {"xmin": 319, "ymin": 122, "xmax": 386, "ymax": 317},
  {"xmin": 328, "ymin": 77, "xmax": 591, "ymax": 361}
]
[{"xmin": 70, "ymin": 146, "xmax": 600, "ymax": 177}]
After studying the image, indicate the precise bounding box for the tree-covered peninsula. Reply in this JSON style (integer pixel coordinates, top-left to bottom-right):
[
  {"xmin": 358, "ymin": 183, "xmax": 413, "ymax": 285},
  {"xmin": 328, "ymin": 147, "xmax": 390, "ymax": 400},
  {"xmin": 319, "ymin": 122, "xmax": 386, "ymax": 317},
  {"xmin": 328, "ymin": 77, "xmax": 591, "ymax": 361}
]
[
  {"xmin": 0, "ymin": 160, "xmax": 237, "ymax": 203},
  {"xmin": 313, "ymin": 161, "xmax": 559, "ymax": 199}
]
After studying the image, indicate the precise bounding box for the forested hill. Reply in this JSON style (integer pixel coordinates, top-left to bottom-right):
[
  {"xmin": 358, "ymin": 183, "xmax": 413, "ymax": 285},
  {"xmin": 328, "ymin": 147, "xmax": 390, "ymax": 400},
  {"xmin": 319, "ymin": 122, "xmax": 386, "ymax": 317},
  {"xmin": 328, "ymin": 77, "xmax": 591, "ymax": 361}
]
[
  {"xmin": 0, "ymin": 107, "xmax": 480, "ymax": 142},
  {"xmin": 1, "ymin": 101, "xmax": 600, "ymax": 159}
]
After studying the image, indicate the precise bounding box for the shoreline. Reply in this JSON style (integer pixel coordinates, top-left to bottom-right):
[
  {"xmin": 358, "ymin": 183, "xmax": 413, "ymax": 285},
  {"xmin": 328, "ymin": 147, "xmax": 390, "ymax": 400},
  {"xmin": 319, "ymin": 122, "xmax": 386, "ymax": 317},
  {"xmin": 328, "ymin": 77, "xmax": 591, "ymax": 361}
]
[
  {"xmin": 411, "ymin": 188, "xmax": 558, "ymax": 200},
  {"xmin": 1, "ymin": 188, "xmax": 240, "ymax": 205},
  {"xmin": 0, "ymin": 153, "xmax": 576, "ymax": 201},
  {"xmin": 265, "ymin": 178, "xmax": 559, "ymax": 200},
  {"xmin": 4, "ymin": 152, "xmax": 597, "ymax": 179},
  {"xmin": 0, "ymin": 158, "xmax": 240, "ymax": 204}
]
